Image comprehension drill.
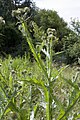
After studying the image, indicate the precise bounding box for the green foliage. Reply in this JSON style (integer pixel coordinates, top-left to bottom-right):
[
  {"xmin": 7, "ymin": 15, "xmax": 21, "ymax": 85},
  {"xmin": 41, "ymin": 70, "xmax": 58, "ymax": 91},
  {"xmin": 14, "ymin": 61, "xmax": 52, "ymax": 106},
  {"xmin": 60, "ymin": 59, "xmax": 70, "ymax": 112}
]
[
  {"xmin": 0, "ymin": 55, "xmax": 32, "ymax": 119},
  {"xmin": 0, "ymin": 23, "xmax": 26, "ymax": 56},
  {"xmin": 0, "ymin": 0, "xmax": 72, "ymax": 57},
  {"xmin": 0, "ymin": 0, "xmax": 14, "ymax": 21},
  {"xmin": 63, "ymin": 19, "xmax": 80, "ymax": 63},
  {"xmin": 33, "ymin": 9, "xmax": 71, "ymax": 39},
  {"xmin": 66, "ymin": 42, "xmax": 80, "ymax": 63},
  {"xmin": 8, "ymin": 9, "xmax": 80, "ymax": 119},
  {"xmin": 0, "ymin": 0, "xmax": 34, "ymax": 22},
  {"xmin": 0, "ymin": 6, "xmax": 80, "ymax": 120},
  {"xmin": 33, "ymin": 9, "xmax": 71, "ymax": 52},
  {"xmin": 0, "ymin": 46, "xmax": 80, "ymax": 119},
  {"xmin": 33, "ymin": 9, "xmax": 67, "ymax": 31},
  {"xmin": 70, "ymin": 18, "xmax": 80, "ymax": 35},
  {"xmin": 0, "ymin": 0, "xmax": 36, "ymax": 57}
]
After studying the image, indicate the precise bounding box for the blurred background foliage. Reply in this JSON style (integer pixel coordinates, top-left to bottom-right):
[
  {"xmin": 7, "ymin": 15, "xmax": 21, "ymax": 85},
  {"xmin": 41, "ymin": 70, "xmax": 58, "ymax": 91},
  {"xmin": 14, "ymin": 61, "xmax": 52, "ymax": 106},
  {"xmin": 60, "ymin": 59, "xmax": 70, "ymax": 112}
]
[{"xmin": 0, "ymin": 0, "xmax": 80, "ymax": 64}]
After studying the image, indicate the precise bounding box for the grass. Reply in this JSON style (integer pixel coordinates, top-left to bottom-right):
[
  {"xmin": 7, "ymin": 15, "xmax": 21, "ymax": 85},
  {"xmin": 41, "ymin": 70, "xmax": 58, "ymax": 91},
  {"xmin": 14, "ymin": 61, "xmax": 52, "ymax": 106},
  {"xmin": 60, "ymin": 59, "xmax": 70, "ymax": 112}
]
[{"xmin": 0, "ymin": 56, "xmax": 80, "ymax": 120}]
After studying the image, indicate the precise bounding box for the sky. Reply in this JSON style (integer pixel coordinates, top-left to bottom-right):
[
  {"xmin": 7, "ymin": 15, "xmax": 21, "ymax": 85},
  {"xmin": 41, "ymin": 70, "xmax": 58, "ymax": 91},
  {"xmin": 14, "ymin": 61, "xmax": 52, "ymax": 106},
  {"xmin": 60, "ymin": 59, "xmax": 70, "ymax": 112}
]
[{"xmin": 33, "ymin": 0, "xmax": 80, "ymax": 24}]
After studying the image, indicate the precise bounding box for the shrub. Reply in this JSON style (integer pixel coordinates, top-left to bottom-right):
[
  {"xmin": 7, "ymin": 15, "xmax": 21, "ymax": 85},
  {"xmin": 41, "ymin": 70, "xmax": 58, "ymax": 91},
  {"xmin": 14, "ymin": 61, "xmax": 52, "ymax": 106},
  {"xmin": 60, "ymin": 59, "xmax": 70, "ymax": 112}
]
[
  {"xmin": 63, "ymin": 33, "xmax": 80, "ymax": 63},
  {"xmin": 0, "ymin": 23, "xmax": 29, "ymax": 56}
]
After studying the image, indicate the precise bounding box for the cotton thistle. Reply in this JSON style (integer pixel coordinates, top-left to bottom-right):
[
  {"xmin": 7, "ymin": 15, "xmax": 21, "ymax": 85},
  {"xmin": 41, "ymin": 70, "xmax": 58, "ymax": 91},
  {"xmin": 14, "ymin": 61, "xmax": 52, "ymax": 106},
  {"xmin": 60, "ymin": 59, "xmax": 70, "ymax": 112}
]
[
  {"xmin": 47, "ymin": 28, "xmax": 56, "ymax": 36},
  {"xmin": 12, "ymin": 7, "xmax": 30, "ymax": 20},
  {"xmin": 47, "ymin": 28, "xmax": 56, "ymax": 40}
]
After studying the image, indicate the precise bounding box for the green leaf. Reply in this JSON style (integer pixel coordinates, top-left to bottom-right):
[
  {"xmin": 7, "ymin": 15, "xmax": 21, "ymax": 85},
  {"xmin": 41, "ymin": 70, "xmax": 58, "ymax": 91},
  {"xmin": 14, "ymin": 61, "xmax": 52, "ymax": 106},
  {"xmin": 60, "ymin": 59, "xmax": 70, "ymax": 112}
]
[
  {"xmin": 0, "ymin": 102, "xmax": 11, "ymax": 119},
  {"xmin": 21, "ymin": 22, "xmax": 48, "ymax": 80},
  {"xmin": 57, "ymin": 91, "xmax": 80, "ymax": 120},
  {"xmin": 18, "ymin": 77, "xmax": 46, "ymax": 90},
  {"xmin": 53, "ymin": 51, "xmax": 64, "ymax": 57},
  {"xmin": 73, "ymin": 113, "xmax": 80, "ymax": 120},
  {"xmin": 62, "ymin": 77, "xmax": 79, "ymax": 91},
  {"xmin": 9, "ymin": 72, "xmax": 13, "ymax": 90},
  {"xmin": 29, "ymin": 100, "xmax": 39, "ymax": 120},
  {"xmin": 4, "ymin": 108, "xmax": 11, "ymax": 115},
  {"xmin": 8, "ymin": 101, "xmax": 19, "ymax": 113}
]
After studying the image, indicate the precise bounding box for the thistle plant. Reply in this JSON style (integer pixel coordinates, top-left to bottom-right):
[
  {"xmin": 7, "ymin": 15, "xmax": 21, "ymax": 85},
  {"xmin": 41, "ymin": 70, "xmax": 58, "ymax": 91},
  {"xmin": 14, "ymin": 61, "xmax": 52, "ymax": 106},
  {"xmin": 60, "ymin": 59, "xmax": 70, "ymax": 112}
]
[
  {"xmin": 11, "ymin": 7, "xmax": 80, "ymax": 120},
  {"xmin": 0, "ymin": 7, "xmax": 80, "ymax": 120}
]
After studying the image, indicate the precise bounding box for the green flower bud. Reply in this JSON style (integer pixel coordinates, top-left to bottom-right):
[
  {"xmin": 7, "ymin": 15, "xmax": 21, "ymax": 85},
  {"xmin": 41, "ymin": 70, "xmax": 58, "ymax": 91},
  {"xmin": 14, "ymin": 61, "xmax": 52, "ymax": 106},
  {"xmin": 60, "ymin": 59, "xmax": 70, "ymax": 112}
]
[
  {"xmin": 10, "ymin": 60, "xmax": 13, "ymax": 64},
  {"xmin": 47, "ymin": 28, "xmax": 56, "ymax": 36},
  {"xmin": 0, "ymin": 16, "xmax": 5, "ymax": 25},
  {"xmin": 11, "ymin": 70, "xmax": 16, "ymax": 74},
  {"xmin": 22, "ymin": 69, "xmax": 27, "ymax": 75},
  {"xmin": 0, "ymin": 63, "xmax": 2, "ymax": 67}
]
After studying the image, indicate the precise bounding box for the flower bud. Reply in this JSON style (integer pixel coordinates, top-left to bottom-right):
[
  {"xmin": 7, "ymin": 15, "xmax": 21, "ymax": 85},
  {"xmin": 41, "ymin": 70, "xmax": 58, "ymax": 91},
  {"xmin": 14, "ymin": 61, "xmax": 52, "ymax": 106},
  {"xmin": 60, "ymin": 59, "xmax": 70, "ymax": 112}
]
[
  {"xmin": 22, "ymin": 69, "xmax": 27, "ymax": 75},
  {"xmin": 0, "ymin": 63, "xmax": 2, "ymax": 67},
  {"xmin": 11, "ymin": 70, "xmax": 16, "ymax": 74}
]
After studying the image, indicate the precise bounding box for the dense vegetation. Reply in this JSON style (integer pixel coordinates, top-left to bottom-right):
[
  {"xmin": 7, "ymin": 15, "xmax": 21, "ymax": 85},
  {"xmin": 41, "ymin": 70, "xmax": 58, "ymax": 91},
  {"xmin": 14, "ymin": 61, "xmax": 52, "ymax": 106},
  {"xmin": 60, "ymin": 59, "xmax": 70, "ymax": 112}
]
[
  {"xmin": 0, "ymin": 0, "xmax": 80, "ymax": 120},
  {"xmin": 0, "ymin": 55, "xmax": 80, "ymax": 120},
  {"xmin": 0, "ymin": 0, "xmax": 34, "ymax": 56},
  {"xmin": 0, "ymin": 0, "xmax": 80, "ymax": 63}
]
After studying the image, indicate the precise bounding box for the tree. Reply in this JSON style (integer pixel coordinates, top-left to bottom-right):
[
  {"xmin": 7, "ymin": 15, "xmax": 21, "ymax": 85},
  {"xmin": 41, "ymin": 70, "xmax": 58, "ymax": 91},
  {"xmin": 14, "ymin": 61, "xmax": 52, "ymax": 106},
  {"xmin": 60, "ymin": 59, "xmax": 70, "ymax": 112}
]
[
  {"xmin": 33, "ymin": 9, "xmax": 67, "ymax": 33},
  {"xmin": 0, "ymin": 0, "xmax": 34, "ymax": 21},
  {"xmin": 0, "ymin": 0, "xmax": 35, "ymax": 56},
  {"xmin": 0, "ymin": 0, "xmax": 14, "ymax": 21},
  {"xmin": 70, "ymin": 18, "xmax": 80, "ymax": 35},
  {"xmin": 62, "ymin": 19, "xmax": 80, "ymax": 63}
]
